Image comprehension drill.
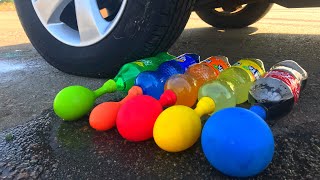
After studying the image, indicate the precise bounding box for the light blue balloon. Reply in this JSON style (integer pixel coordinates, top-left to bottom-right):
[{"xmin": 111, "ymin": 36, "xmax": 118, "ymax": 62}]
[{"xmin": 201, "ymin": 107, "xmax": 274, "ymax": 177}]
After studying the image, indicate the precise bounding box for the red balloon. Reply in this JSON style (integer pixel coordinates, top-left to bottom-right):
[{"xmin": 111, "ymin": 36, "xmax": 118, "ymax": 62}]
[{"xmin": 116, "ymin": 90, "xmax": 177, "ymax": 142}]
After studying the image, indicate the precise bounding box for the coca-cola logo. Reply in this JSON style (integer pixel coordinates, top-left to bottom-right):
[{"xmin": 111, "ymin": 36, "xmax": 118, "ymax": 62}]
[{"xmin": 265, "ymin": 70, "xmax": 301, "ymax": 102}]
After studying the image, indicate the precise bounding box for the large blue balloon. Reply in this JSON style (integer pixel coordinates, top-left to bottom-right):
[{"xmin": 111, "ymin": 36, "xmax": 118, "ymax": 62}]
[{"xmin": 201, "ymin": 107, "xmax": 274, "ymax": 177}]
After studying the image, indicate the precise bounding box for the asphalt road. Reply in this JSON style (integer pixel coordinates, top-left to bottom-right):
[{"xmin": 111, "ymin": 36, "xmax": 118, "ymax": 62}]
[{"xmin": 0, "ymin": 5, "xmax": 320, "ymax": 179}]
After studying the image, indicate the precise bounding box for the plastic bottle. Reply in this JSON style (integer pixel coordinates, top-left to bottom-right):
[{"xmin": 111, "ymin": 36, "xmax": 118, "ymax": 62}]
[
  {"xmin": 135, "ymin": 53, "xmax": 200, "ymax": 99},
  {"xmin": 164, "ymin": 56, "xmax": 230, "ymax": 107},
  {"xmin": 87, "ymin": 53, "xmax": 199, "ymax": 130},
  {"xmin": 249, "ymin": 60, "xmax": 307, "ymax": 113},
  {"xmin": 198, "ymin": 58, "xmax": 265, "ymax": 112},
  {"xmin": 114, "ymin": 52, "xmax": 176, "ymax": 91}
]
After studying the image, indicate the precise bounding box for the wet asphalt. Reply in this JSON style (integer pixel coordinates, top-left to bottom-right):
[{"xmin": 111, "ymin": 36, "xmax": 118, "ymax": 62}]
[{"xmin": 0, "ymin": 5, "xmax": 320, "ymax": 179}]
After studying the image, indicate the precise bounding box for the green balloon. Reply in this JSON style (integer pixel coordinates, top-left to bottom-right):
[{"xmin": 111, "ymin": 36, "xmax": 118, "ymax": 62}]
[
  {"xmin": 54, "ymin": 86, "xmax": 96, "ymax": 121},
  {"xmin": 53, "ymin": 80, "xmax": 117, "ymax": 121}
]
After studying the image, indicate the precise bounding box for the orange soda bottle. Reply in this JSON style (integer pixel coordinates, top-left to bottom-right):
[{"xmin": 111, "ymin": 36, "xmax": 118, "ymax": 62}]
[{"xmin": 164, "ymin": 56, "xmax": 230, "ymax": 107}]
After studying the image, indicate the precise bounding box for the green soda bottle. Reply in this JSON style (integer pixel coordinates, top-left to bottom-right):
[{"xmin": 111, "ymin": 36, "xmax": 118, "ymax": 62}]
[
  {"xmin": 198, "ymin": 58, "xmax": 265, "ymax": 112},
  {"xmin": 114, "ymin": 52, "xmax": 175, "ymax": 91},
  {"xmin": 54, "ymin": 52, "xmax": 175, "ymax": 121}
]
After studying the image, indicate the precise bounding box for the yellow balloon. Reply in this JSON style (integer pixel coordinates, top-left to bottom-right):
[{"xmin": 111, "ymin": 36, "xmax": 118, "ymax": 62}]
[{"xmin": 153, "ymin": 105, "xmax": 202, "ymax": 152}]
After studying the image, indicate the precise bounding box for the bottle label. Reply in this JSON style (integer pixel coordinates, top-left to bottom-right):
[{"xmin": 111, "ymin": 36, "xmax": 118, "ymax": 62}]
[
  {"xmin": 175, "ymin": 54, "xmax": 200, "ymax": 71},
  {"xmin": 132, "ymin": 61, "xmax": 145, "ymax": 67},
  {"xmin": 202, "ymin": 56, "xmax": 230, "ymax": 74},
  {"xmin": 265, "ymin": 70, "xmax": 301, "ymax": 102},
  {"xmin": 175, "ymin": 55, "xmax": 187, "ymax": 62},
  {"xmin": 233, "ymin": 60, "xmax": 264, "ymax": 81}
]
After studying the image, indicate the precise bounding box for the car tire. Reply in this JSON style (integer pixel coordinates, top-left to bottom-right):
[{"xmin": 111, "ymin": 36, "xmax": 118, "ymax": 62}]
[
  {"xmin": 196, "ymin": 2, "xmax": 273, "ymax": 29},
  {"xmin": 15, "ymin": 0, "xmax": 196, "ymax": 77}
]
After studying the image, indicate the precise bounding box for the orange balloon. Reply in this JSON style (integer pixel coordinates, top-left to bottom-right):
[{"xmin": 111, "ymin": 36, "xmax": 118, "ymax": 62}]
[
  {"xmin": 89, "ymin": 86, "xmax": 143, "ymax": 131},
  {"xmin": 89, "ymin": 102, "xmax": 120, "ymax": 131}
]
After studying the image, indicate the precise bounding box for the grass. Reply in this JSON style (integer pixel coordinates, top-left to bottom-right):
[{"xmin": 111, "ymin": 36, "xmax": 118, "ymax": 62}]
[{"xmin": 0, "ymin": 0, "xmax": 15, "ymax": 11}]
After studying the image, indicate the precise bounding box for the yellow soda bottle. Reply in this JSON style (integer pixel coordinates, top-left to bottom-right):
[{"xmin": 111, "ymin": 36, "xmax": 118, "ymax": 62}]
[
  {"xmin": 164, "ymin": 56, "xmax": 230, "ymax": 107},
  {"xmin": 198, "ymin": 58, "xmax": 265, "ymax": 112}
]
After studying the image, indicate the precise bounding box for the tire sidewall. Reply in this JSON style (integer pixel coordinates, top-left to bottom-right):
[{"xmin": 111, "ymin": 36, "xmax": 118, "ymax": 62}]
[
  {"xmin": 15, "ymin": 0, "xmax": 174, "ymax": 77},
  {"xmin": 196, "ymin": 3, "xmax": 273, "ymax": 29}
]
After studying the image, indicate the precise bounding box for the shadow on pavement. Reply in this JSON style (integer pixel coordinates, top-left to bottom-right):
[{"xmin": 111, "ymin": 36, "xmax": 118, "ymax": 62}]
[{"xmin": 171, "ymin": 27, "xmax": 320, "ymax": 72}]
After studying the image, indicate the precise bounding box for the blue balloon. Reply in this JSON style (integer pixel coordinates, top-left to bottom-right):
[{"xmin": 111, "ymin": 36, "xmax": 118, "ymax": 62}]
[
  {"xmin": 249, "ymin": 105, "xmax": 267, "ymax": 120},
  {"xmin": 201, "ymin": 107, "xmax": 274, "ymax": 177}
]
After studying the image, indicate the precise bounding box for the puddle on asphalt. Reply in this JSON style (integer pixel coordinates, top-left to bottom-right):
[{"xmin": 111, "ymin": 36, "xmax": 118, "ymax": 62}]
[
  {"xmin": 0, "ymin": 60, "xmax": 26, "ymax": 73},
  {"xmin": 1, "ymin": 49, "xmax": 33, "ymax": 59}
]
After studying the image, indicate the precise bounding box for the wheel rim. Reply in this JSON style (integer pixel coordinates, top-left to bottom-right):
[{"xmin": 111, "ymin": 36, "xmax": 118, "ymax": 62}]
[
  {"xmin": 213, "ymin": 5, "xmax": 247, "ymax": 15},
  {"xmin": 32, "ymin": 0, "xmax": 127, "ymax": 47}
]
